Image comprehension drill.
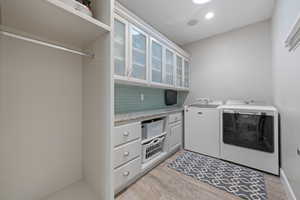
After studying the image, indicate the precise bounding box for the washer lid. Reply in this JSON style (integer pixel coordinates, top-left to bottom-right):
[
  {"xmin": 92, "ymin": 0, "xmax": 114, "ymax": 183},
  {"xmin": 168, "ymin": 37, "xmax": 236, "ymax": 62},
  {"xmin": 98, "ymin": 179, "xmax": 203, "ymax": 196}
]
[
  {"xmin": 225, "ymin": 100, "xmax": 248, "ymax": 105},
  {"xmin": 219, "ymin": 104, "xmax": 277, "ymax": 112}
]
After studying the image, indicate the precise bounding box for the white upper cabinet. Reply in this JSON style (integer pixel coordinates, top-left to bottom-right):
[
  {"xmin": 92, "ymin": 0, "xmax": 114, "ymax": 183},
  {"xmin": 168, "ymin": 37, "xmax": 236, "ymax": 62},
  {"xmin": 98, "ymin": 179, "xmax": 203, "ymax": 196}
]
[
  {"xmin": 129, "ymin": 25, "xmax": 148, "ymax": 82},
  {"xmin": 184, "ymin": 59, "xmax": 190, "ymax": 88},
  {"xmin": 165, "ymin": 49, "xmax": 175, "ymax": 86},
  {"xmin": 113, "ymin": 8, "xmax": 190, "ymax": 91},
  {"xmin": 176, "ymin": 55, "xmax": 183, "ymax": 88},
  {"xmin": 114, "ymin": 17, "xmax": 128, "ymax": 77},
  {"xmin": 150, "ymin": 38, "xmax": 163, "ymax": 84}
]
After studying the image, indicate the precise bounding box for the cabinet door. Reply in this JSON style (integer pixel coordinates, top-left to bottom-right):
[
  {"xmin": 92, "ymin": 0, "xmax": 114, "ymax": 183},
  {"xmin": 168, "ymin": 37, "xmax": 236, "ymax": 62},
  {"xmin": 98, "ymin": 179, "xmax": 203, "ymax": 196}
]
[
  {"xmin": 176, "ymin": 55, "xmax": 183, "ymax": 87},
  {"xmin": 169, "ymin": 122, "xmax": 182, "ymax": 150},
  {"xmin": 151, "ymin": 39, "xmax": 163, "ymax": 83},
  {"xmin": 165, "ymin": 49, "xmax": 175, "ymax": 86},
  {"xmin": 184, "ymin": 107, "xmax": 220, "ymax": 158},
  {"xmin": 114, "ymin": 18, "xmax": 127, "ymax": 77},
  {"xmin": 129, "ymin": 25, "xmax": 148, "ymax": 82},
  {"xmin": 184, "ymin": 59, "xmax": 190, "ymax": 88}
]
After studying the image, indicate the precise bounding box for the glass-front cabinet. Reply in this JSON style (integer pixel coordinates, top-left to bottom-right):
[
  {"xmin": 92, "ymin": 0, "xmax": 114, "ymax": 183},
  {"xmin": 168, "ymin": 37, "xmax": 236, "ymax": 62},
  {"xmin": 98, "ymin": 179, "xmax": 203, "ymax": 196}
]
[
  {"xmin": 176, "ymin": 55, "xmax": 183, "ymax": 88},
  {"xmin": 129, "ymin": 25, "xmax": 148, "ymax": 82},
  {"xmin": 165, "ymin": 49, "xmax": 175, "ymax": 86},
  {"xmin": 114, "ymin": 17, "xmax": 127, "ymax": 78},
  {"xmin": 113, "ymin": 15, "xmax": 190, "ymax": 91},
  {"xmin": 184, "ymin": 59, "xmax": 190, "ymax": 88},
  {"xmin": 150, "ymin": 38, "xmax": 163, "ymax": 84}
]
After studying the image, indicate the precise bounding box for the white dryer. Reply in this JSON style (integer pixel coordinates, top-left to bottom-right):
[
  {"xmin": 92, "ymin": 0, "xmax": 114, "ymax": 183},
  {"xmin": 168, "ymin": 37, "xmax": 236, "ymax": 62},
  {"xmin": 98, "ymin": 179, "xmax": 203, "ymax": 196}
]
[{"xmin": 219, "ymin": 104, "xmax": 279, "ymax": 175}]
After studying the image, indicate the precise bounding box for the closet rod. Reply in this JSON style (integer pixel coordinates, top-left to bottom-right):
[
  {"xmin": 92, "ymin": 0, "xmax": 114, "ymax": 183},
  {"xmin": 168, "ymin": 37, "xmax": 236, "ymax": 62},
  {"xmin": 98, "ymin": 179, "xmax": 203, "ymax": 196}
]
[{"xmin": 0, "ymin": 31, "xmax": 94, "ymax": 58}]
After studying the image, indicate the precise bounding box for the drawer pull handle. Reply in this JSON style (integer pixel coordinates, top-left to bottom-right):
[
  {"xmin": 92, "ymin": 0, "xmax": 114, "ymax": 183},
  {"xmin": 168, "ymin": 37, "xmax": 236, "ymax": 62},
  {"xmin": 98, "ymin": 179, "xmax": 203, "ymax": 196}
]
[
  {"xmin": 198, "ymin": 112, "xmax": 203, "ymax": 115},
  {"xmin": 123, "ymin": 171, "xmax": 130, "ymax": 177},
  {"xmin": 123, "ymin": 131, "xmax": 130, "ymax": 137},
  {"xmin": 123, "ymin": 151, "xmax": 130, "ymax": 156}
]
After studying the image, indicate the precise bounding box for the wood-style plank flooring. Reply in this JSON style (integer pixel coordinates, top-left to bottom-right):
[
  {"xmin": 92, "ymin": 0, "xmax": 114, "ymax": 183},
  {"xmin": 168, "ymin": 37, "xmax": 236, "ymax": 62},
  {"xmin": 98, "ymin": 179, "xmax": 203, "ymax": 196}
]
[{"xmin": 116, "ymin": 151, "xmax": 287, "ymax": 200}]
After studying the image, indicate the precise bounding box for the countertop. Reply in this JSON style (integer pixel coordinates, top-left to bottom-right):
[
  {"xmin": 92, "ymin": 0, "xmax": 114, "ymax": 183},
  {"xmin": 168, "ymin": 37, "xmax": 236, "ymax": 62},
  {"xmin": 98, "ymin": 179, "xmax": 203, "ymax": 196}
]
[{"xmin": 115, "ymin": 107, "xmax": 184, "ymax": 125}]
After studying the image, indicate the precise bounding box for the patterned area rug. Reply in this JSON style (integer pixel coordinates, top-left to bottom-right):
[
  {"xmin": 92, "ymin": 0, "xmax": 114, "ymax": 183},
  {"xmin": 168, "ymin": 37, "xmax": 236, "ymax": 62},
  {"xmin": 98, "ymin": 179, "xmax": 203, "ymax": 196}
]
[{"xmin": 168, "ymin": 151, "xmax": 268, "ymax": 200}]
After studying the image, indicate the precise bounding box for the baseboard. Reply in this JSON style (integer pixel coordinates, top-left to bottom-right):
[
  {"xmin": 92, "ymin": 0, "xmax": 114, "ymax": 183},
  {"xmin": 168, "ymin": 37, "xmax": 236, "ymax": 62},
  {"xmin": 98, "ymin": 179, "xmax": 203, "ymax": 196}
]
[{"xmin": 280, "ymin": 169, "xmax": 297, "ymax": 200}]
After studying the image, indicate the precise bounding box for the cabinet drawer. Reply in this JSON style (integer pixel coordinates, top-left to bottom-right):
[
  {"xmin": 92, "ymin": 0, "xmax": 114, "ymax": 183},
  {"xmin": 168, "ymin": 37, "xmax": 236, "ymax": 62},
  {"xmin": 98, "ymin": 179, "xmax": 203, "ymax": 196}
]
[
  {"xmin": 114, "ymin": 139, "xmax": 141, "ymax": 168},
  {"xmin": 114, "ymin": 157, "xmax": 141, "ymax": 191},
  {"xmin": 168, "ymin": 112, "xmax": 182, "ymax": 124},
  {"xmin": 114, "ymin": 122, "xmax": 141, "ymax": 147}
]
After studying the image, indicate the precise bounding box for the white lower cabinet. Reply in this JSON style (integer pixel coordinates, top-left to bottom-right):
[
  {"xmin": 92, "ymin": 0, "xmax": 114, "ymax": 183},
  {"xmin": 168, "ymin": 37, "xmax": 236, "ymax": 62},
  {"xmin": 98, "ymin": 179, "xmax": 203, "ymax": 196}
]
[
  {"xmin": 113, "ymin": 122, "xmax": 142, "ymax": 193},
  {"xmin": 114, "ymin": 139, "xmax": 141, "ymax": 168},
  {"xmin": 114, "ymin": 157, "xmax": 141, "ymax": 192},
  {"xmin": 168, "ymin": 112, "xmax": 182, "ymax": 124},
  {"xmin": 113, "ymin": 111, "xmax": 183, "ymax": 194},
  {"xmin": 114, "ymin": 122, "xmax": 141, "ymax": 147},
  {"xmin": 169, "ymin": 122, "xmax": 182, "ymax": 151},
  {"xmin": 167, "ymin": 113, "xmax": 183, "ymax": 152}
]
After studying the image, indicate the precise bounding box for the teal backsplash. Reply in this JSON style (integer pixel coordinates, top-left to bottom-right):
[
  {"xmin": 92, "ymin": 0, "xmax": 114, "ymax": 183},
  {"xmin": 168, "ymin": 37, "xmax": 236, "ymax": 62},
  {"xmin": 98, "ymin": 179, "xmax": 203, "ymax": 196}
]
[{"xmin": 115, "ymin": 84, "xmax": 188, "ymax": 114}]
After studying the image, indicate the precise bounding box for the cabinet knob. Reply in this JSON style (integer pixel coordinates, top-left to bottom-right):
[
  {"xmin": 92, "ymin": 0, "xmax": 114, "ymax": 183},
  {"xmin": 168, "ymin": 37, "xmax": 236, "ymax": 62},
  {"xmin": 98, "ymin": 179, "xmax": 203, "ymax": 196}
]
[
  {"xmin": 123, "ymin": 151, "xmax": 130, "ymax": 156},
  {"xmin": 198, "ymin": 112, "xmax": 203, "ymax": 115},
  {"xmin": 123, "ymin": 131, "xmax": 130, "ymax": 137},
  {"xmin": 123, "ymin": 171, "xmax": 130, "ymax": 177}
]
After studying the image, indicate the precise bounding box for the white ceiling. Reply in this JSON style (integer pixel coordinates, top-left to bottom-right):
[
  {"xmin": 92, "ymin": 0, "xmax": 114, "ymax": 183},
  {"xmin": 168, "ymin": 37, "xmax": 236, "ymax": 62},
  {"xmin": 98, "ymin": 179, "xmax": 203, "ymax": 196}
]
[{"xmin": 117, "ymin": 0, "xmax": 275, "ymax": 45}]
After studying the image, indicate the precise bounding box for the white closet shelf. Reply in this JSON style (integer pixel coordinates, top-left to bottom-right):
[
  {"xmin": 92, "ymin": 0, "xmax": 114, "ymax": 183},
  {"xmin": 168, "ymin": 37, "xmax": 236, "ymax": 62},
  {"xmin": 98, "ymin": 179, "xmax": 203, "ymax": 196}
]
[
  {"xmin": 1, "ymin": 0, "xmax": 111, "ymax": 49},
  {"xmin": 45, "ymin": 180, "xmax": 98, "ymax": 200}
]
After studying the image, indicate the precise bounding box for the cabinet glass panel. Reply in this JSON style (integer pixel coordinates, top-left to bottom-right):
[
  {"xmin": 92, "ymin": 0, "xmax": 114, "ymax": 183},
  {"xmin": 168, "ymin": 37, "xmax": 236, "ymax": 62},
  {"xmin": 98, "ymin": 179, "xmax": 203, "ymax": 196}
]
[
  {"xmin": 114, "ymin": 19, "xmax": 126, "ymax": 76},
  {"xmin": 151, "ymin": 40, "xmax": 163, "ymax": 83},
  {"xmin": 165, "ymin": 49, "xmax": 174, "ymax": 85},
  {"xmin": 184, "ymin": 60, "xmax": 190, "ymax": 88},
  {"xmin": 131, "ymin": 27, "xmax": 147, "ymax": 80},
  {"xmin": 176, "ymin": 56, "xmax": 183, "ymax": 87}
]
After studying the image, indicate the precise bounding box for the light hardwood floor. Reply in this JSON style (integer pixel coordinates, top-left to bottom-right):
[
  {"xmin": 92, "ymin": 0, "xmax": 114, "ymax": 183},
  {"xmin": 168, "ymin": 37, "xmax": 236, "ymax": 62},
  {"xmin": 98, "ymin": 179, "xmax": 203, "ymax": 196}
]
[{"xmin": 116, "ymin": 150, "xmax": 287, "ymax": 200}]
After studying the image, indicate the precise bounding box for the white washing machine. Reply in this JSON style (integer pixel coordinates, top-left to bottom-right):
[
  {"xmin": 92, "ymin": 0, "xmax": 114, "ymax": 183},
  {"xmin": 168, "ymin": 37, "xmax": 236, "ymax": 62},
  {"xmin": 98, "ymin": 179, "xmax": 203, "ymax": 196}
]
[{"xmin": 219, "ymin": 103, "xmax": 279, "ymax": 175}]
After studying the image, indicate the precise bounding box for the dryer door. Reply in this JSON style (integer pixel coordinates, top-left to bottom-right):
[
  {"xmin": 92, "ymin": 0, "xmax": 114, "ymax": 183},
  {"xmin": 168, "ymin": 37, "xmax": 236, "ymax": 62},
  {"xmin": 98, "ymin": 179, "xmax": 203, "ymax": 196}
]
[{"xmin": 222, "ymin": 110, "xmax": 274, "ymax": 153}]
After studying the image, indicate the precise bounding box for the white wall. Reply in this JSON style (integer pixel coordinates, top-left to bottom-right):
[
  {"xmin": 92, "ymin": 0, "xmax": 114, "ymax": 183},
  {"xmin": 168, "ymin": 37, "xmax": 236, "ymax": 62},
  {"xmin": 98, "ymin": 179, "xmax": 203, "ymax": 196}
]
[
  {"xmin": 272, "ymin": 0, "xmax": 300, "ymax": 198},
  {"xmin": 82, "ymin": 34, "xmax": 113, "ymax": 200},
  {"xmin": 183, "ymin": 20, "xmax": 273, "ymax": 105},
  {"xmin": 0, "ymin": 36, "xmax": 82, "ymax": 200}
]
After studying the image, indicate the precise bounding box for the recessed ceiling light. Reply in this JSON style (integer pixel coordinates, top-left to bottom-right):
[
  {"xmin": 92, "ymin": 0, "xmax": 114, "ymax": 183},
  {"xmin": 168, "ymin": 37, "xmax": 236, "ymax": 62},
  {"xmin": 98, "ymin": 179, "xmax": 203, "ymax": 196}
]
[
  {"xmin": 187, "ymin": 19, "xmax": 199, "ymax": 26},
  {"xmin": 205, "ymin": 12, "xmax": 215, "ymax": 20},
  {"xmin": 193, "ymin": 0, "xmax": 211, "ymax": 5}
]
